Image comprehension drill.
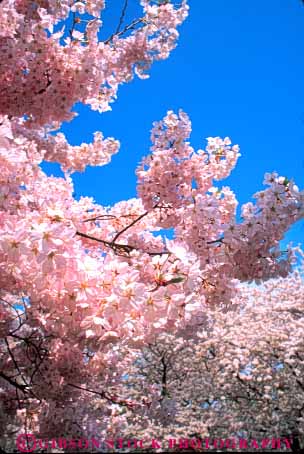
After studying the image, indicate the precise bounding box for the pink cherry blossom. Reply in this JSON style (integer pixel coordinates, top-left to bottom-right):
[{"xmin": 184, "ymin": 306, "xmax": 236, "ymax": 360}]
[{"xmin": 0, "ymin": 1, "xmax": 304, "ymax": 450}]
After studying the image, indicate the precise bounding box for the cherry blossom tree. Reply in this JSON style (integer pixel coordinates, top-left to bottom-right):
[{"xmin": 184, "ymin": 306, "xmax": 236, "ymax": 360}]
[
  {"xmin": 0, "ymin": 0, "xmax": 304, "ymax": 452},
  {"xmin": 104, "ymin": 269, "xmax": 304, "ymax": 453}
]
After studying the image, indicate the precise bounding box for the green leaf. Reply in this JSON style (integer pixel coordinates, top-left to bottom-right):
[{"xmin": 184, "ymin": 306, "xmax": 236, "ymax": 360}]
[
  {"xmin": 166, "ymin": 276, "xmax": 184, "ymax": 285},
  {"xmin": 283, "ymin": 177, "xmax": 289, "ymax": 187}
]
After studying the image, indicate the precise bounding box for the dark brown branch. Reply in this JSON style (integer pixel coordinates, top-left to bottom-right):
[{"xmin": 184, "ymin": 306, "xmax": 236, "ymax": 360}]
[
  {"xmin": 76, "ymin": 230, "xmax": 170, "ymax": 256},
  {"xmin": 76, "ymin": 230, "xmax": 133, "ymax": 252},
  {"xmin": 206, "ymin": 237, "xmax": 224, "ymax": 245},
  {"xmin": 0, "ymin": 372, "xmax": 29, "ymax": 393},
  {"xmin": 4, "ymin": 338, "xmax": 28, "ymax": 388},
  {"xmin": 67, "ymin": 383, "xmax": 140, "ymax": 409},
  {"xmin": 105, "ymin": 18, "xmax": 144, "ymax": 44},
  {"xmin": 111, "ymin": 209, "xmax": 150, "ymax": 244},
  {"xmin": 160, "ymin": 355, "xmax": 168, "ymax": 399},
  {"xmin": 69, "ymin": 12, "xmax": 77, "ymax": 40},
  {"xmin": 115, "ymin": 0, "xmax": 129, "ymax": 35},
  {"xmin": 35, "ymin": 71, "xmax": 52, "ymax": 96}
]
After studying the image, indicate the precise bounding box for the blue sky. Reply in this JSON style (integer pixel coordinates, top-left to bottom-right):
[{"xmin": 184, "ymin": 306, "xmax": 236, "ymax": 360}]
[{"xmin": 43, "ymin": 0, "xmax": 304, "ymax": 248}]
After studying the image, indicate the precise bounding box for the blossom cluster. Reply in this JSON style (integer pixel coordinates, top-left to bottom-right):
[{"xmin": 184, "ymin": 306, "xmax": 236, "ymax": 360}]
[
  {"xmin": 0, "ymin": 0, "xmax": 188, "ymax": 125},
  {"xmin": 0, "ymin": 0, "xmax": 303, "ymax": 450}
]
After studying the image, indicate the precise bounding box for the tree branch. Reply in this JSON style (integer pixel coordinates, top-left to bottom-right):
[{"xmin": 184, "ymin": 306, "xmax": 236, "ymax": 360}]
[
  {"xmin": 67, "ymin": 382, "xmax": 142, "ymax": 409},
  {"xmin": 0, "ymin": 372, "xmax": 29, "ymax": 393},
  {"xmin": 76, "ymin": 230, "xmax": 170, "ymax": 256},
  {"xmin": 115, "ymin": 0, "xmax": 129, "ymax": 35},
  {"xmin": 105, "ymin": 18, "xmax": 145, "ymax": 45}
]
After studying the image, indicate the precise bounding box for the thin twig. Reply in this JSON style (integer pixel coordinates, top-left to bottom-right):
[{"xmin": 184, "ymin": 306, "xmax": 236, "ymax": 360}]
[
  {"xmin": 67, "ymin": 383, "xmax": 140, "ymax": 409},
  {"xmin": 4, "ymin": 338, "xmax": 28, "ymax": 388},
  {"xmin": 76, "ymin": 230, "xmax": 133, "ymax": 252},
  {"xmin": 206, "ymin": 237, "xmax": 224, "ymax": 245},
  {"xmin": 105, "ymin": 18, "xmax": 145, "ymax": 44},
  {"xmin": 111, "ymin": 209, "xmax": 150, "ymax": 244},
  {"xmin": 0, "ymin": 372, "xmax": 29, "ymax": 393},
  {"xmin": 115, "ymin": 0, "xmax": 129, "ymax": 35},
  {"xmin": 76, "ymin": 230, "xmax": 170, "ymax": 256}
]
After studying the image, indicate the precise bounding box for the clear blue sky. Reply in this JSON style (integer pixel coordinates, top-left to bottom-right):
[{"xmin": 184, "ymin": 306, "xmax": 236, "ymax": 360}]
[{"xmin": 43, "ymin": 0, "xmax": 304, "ymax": 248}]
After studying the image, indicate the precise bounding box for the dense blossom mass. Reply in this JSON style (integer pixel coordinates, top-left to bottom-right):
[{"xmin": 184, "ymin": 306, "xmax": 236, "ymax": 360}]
[
  {"xmin": 102, "ymin": 270, "xmax": 304, "ymax": 453},
  {"xmin": 0, "ymin": 0, "xmax": 303, "ymax": 452}
]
